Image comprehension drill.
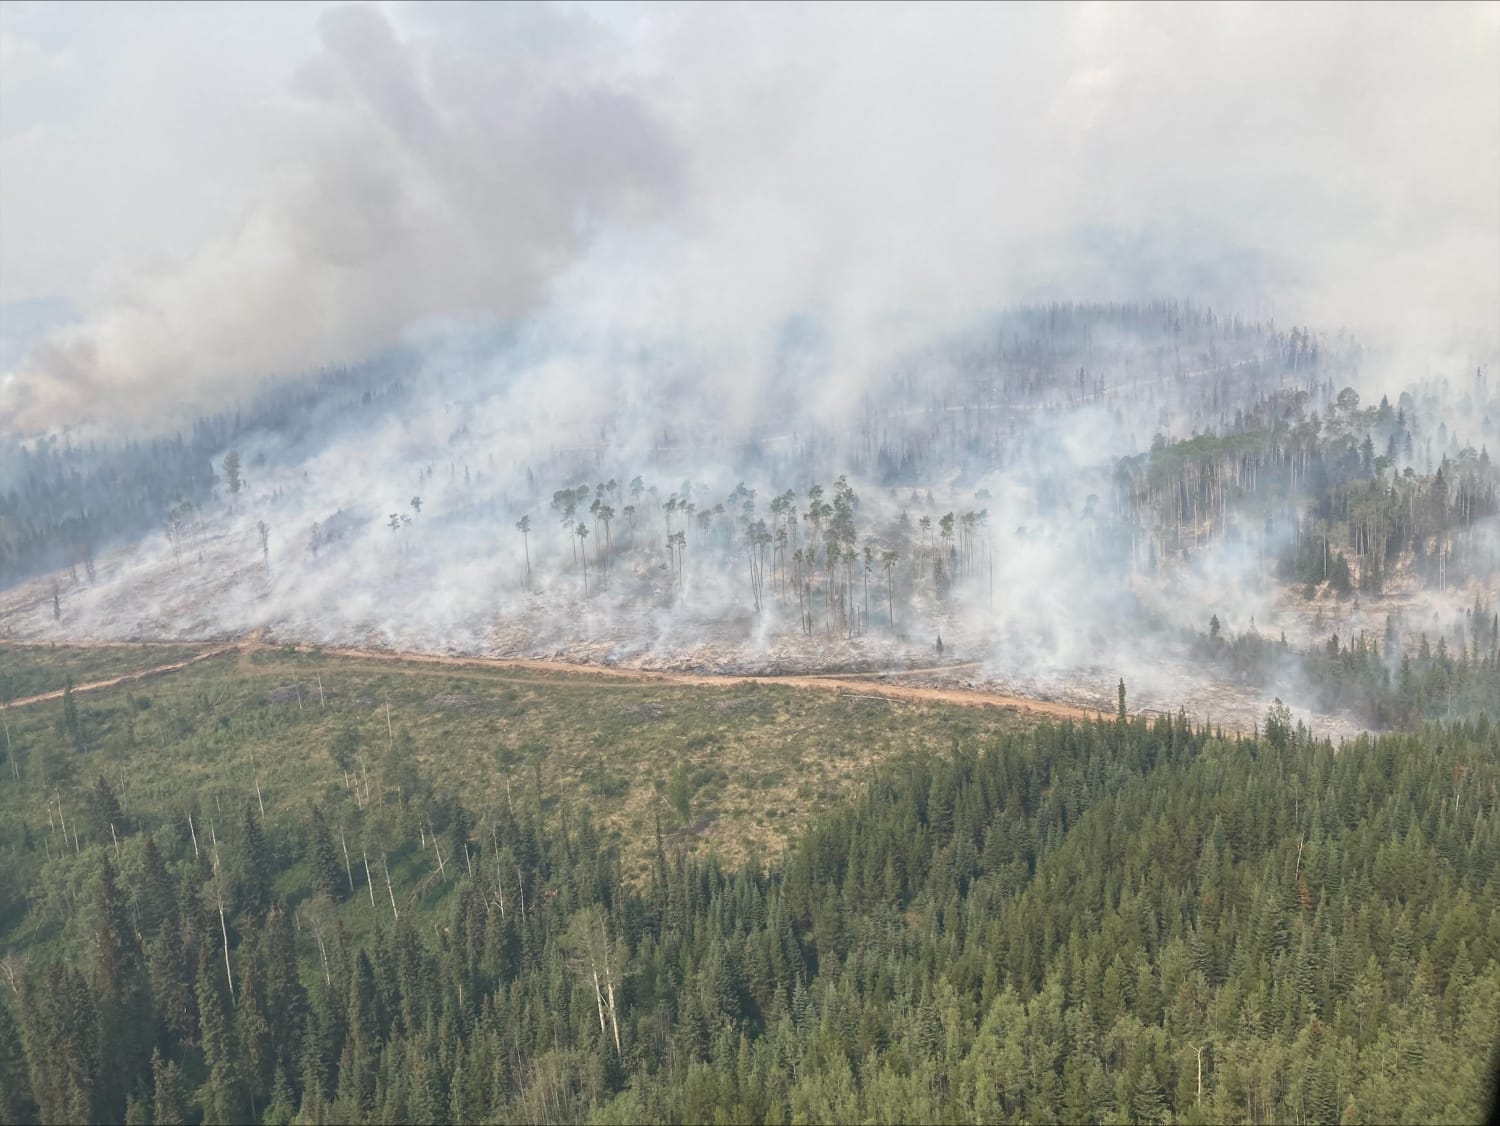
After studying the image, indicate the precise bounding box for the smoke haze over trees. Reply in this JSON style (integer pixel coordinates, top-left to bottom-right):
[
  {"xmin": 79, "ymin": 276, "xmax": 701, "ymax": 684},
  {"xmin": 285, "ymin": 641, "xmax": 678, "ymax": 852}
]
[
  {"xmin": 0, "ymin": 10, "xmax": 1494, "ymax": 787},
  {"xmin": 2, "ymin": 299, "xmax": 1496, "ymax": 738},
  {"xmin": 1, "ymin": 2, "xmax": 1496, "ymax": 430},
  {"xmin": 2, "ymin": 6, "xmax": 1499, "ymax": 1125}
]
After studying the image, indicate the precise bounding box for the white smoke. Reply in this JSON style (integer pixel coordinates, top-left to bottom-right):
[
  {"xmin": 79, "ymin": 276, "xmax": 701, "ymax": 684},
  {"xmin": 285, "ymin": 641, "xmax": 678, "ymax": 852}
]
[{"xmin": 2, "ymin": 1, "xmax": 1496, "ymax": 434}]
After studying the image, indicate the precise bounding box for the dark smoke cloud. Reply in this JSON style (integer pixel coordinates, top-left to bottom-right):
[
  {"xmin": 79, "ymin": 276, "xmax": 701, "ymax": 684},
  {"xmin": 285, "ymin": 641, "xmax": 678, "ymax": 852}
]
[
  {"xmin": 2, "ymin": 1, "xmax": 681, "ymax": 431},
  {"xmin": 1, "ymin": 1, "xmax": 1496, "ymax": 434}
]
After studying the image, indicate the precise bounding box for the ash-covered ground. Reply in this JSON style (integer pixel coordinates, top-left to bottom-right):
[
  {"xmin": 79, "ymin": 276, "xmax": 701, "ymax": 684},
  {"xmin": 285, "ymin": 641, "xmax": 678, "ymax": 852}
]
[{"xmin": 3, "ymin": 497, "xmax": 1436, "ymax": 745}]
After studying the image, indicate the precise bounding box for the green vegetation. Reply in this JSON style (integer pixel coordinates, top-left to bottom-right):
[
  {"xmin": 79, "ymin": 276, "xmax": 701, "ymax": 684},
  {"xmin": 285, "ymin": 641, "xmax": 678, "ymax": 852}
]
[
  {"xmin": 1120, "ymin": 381, "xmax": 1496, "ymax": 591},
  {"xmin": 0, "ymin": 645, "xmax": 1496, "ymax": 1124},
  {"xmin": 1195, "ymin": 598, "xmax": 1500, "ymax": 729},
  {"xmin": 0, "ymin": 646, "xmax": 983, "ymax": 891},
  {"xmin": 0, "ymin": 642, "xmax": 210, "ymax": 704}
]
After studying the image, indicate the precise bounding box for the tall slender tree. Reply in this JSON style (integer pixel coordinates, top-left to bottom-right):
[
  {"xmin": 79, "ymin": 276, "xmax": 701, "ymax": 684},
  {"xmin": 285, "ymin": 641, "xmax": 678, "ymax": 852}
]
[{"xmin": 515, "ymin": 515, "xmax": 532, "ymax": 589}]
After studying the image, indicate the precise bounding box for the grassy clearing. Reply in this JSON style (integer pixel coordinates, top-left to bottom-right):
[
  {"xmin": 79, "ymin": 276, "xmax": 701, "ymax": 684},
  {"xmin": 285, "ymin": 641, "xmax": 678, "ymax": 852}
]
[
  {"xmin": 0, "ymin": 643, "xmax": 1032, "ymax": 951},
  {"xmin": 0, "ymin": 640, "xmax": 211, "ymax": 701}
]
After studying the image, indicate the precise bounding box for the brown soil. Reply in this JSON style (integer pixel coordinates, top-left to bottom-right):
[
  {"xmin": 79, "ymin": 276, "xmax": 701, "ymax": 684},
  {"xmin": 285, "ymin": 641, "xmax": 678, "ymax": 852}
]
[
  {"xmin": 4, "ymin": 638, "xmax": 1106, "ymax": 723},
  {"xmin": 3, "ymin": 644, "xmax": 241, "ymax": 707}
]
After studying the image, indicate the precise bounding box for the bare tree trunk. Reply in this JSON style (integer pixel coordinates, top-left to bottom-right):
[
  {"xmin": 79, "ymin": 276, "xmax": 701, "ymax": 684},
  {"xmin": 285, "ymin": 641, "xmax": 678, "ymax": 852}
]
[
  {"xmin": 306, "ymin": 911, "xmax": 331, "ymax": 986},
  {"xmin": 1, "ymin": 707, "xmax": 16, "ymax": 781},
  {"xmin": 216, "ymin": 888, "xmax": 235, "ymax": 1004},
  {"xmin": 490, "ymin": 823, "xmax": 507, "ymax": 919},
  {"xmin": 601, "ymin": 916, "xmax": 623, "ymax": 1056},
  {"xmin": 339, "ymin": 827, "xmax": 354, "ymax": 896},
  {"xmin": 382, "ymin": 852, "xmax": 399, "ymax": 921},
  {"xmin": 362, "ymin": 850, "xmax": 376, "ymax": 908},
  {"xmin": 591, "ymin": 966, "xmax": 608, "ymax": 1038}
]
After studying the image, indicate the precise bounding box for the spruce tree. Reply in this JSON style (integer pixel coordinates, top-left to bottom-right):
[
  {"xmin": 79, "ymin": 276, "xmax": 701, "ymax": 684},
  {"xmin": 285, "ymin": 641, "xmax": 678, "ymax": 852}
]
[
  {"xmin": 88, "ymin": 773, "xmax": 128, "ymax": 845},
  {"xmin": 138, "ymin": 833, "xmax": 178, "ymax": 938},
  {"xmin": 238, "ymin": 803, "xmax": 274, "ymax": 921},
  {"xmin": 195, "ymin": 944, "xmax": 247, "ymax": 1124},
  {"xmin": 0, "ymin": 995, "xmax": 40, "ymax": 1124},
  {"xmin": 262, "ymin": 903, "xmax": 308, "ymax": 1084},
  {"xmin": 149, "ymin": 908, "xmax": 198, "ymax": 1048},
  {"xmin": 150, "ymin": 1048, "xmax": 189, "ymax": 1126},
  {"xmin": 91, "ymin": 855, "xmax": 153, "ymax": 1123},
  {"xmin": 310, "ymin": 809, "xmax": 343, "ymax": 902}
]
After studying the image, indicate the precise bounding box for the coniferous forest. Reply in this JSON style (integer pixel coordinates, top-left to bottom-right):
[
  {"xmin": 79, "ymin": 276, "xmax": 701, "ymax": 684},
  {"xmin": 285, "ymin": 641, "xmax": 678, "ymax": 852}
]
[
  {"xmin": 3, "ymin": 4, "xmax": 1498, "ymax": 1124},
  {"xmin": 0, "ymin": 647, "xmax": 1496, "ymax": 1125}
]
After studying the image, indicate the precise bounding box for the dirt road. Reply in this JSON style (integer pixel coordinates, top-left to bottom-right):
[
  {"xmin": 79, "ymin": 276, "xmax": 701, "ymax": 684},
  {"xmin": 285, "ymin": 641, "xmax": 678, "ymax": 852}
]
[
  {"xmin": 2, "ymin": 644, "xmax": 241, "ymax": 707},
  {"xmin": 3, "ymin": 639, "xmax": 1108, "ymax": 723},
  {"xmin": 319, "ymin": 646, "xmax": 1104, "ymax": 720}
]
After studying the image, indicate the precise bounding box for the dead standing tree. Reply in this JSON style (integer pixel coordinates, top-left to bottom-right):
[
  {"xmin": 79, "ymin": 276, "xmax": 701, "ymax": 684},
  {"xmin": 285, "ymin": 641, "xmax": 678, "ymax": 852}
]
[
  {"xmin": 203, "ymin": 872, "xmax": 235, "ymax": 1004},
  {"xmin": 563, "ymin": 905, "xmax": 624, "ymax": 1059},
  {"xmin": 515, "ymin": 515, "xmax": 533, "ymax": 590},
  {"xmin": 576, "ymin": 522, "xmax": 590, "ymax": 597},
  {"xmin": 882, "ymin": 549, "xmax": 899, "ymax": 633}
]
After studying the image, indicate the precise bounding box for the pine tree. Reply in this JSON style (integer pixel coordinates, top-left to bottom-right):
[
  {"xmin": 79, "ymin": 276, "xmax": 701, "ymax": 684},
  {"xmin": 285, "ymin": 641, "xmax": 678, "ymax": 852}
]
[
  {"xmin": 235, "ymin": 929, "xmax": 275, "ymax": 1112},
  {"xmin": 0, "ymin": 995, "xmax": 40, "ymax": 1124},
  {"xmin": 150, "ymin": 1048, "xmax": 189, "ymax": 1126},
  {"xmin": 88, "ymin": 773, "xmax": 128, "ymax": 845},
  {"xmin": 238, "ymin": 803, "xmax": 274, "ymax": 920},
  {"xmin": 196, "ymin": 944, "xmax": 248, "ymax": 1124},
  {"xmin": 310, "ymin": 810, "xmax": 343, "ymax": 902},
  {"xmin": 139, "ymin": 833, "xmax": 178, "ymax": 938},
  {"xmin": 150, "ymin": 907, "xmax": 198, "ymax": 1048},
  {"xmin": 262, "ymin": 1068, "xmax": 297, "ymax": 1126},
  {"xmin": 262, "ymin": 903, "xmax": 308, "ymax": 1085},
  {"xmin": 61, "ymin": 679, "xmax": 84, "ymax": 753},
  {"xmin": 91, "ymin": 854, "xmax": 153, "ymax": 1123},
  {"xmin": 339, "ymin": 951, "xmax": 381, "ymax": 1116},
  {"xmin": 20, "ymin": 962, "xmax": 96, "ymax": 1125}
]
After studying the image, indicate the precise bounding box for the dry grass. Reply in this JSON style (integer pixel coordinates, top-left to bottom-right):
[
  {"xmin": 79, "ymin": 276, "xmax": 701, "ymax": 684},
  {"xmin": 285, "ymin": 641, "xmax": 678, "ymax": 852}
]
[
  {"xmin": 0, "ymin": 643, "xmax": 1038, "ymax": 887},
  {"xmin": 0, "ymin": 641, "xmax": 212, "ymax": 703}
]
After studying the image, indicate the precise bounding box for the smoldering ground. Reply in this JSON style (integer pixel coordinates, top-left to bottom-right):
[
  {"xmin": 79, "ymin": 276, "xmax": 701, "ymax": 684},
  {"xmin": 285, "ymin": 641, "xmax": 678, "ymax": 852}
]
[
  {"xmin": 1, "ymin": 4, "xmax": 1497, "ymax": 737},
  {"xmin": 3, "ymin": 301, "xmax": 1495, "ymax": 748}
]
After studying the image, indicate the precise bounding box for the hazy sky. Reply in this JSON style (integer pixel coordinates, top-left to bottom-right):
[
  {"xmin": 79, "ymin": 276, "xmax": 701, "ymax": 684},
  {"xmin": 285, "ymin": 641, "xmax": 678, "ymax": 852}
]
[{"xmin": 2, "ymin": 1, "xmax": 1497, "ymax": 431}]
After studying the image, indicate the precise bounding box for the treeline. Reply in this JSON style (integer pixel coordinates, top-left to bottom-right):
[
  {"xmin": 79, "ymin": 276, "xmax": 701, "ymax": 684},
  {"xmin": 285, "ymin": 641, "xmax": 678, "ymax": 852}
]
[
  {"xmin": 0, "ymin": 431, "xmax": 218, "ymax": 589},
  {"xmin": 0, "ymin": 353, "xmax": 416, "ymax": 590},
  {"xmin": 1117, "ymin": 376, "xmax": 1497, "ymax": 586},
  {"xmin": 2, "ymin": 709, "xmax": 1496, "ymax": 1123},
  {"xmin": 3, "ymin": 301, "xmax": 1322, "ymax": 598},
  {"xmin": 863, "ymin": 300, "xmax": 1323, "ymax": 484},
  {"xmin": 1196, "ymin": 600, "xmax": 1500, "ymax": 728},
  {"xmin": 495, "ymin": 377, "xmax": 1492, "ymax": 646},
  {"xmin": 531, "ymin": 473, "xmax": 991, "ymax": 638}
]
